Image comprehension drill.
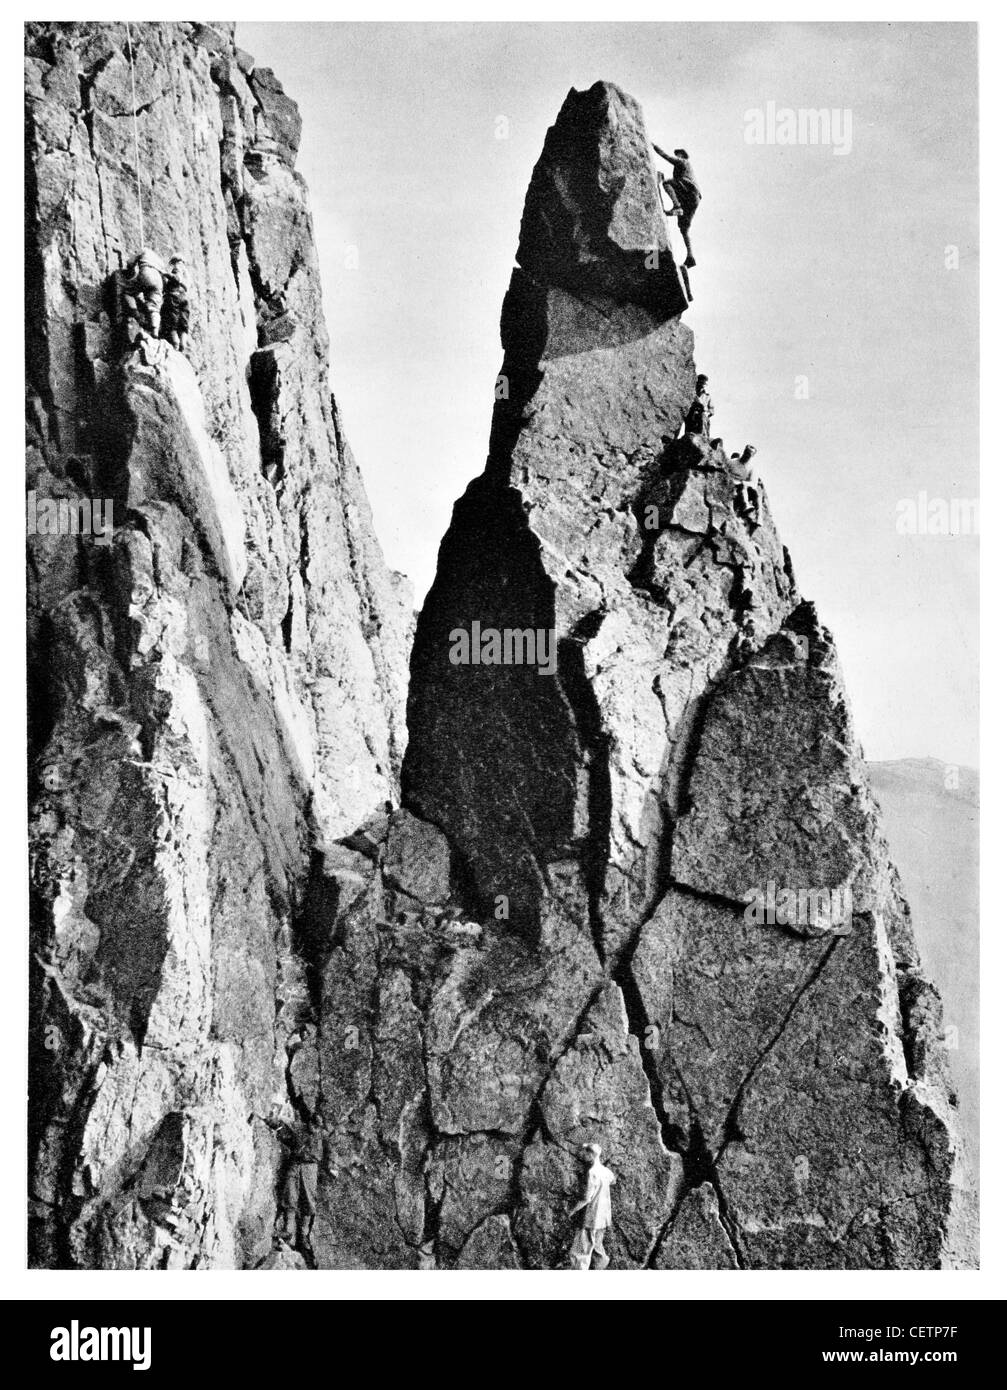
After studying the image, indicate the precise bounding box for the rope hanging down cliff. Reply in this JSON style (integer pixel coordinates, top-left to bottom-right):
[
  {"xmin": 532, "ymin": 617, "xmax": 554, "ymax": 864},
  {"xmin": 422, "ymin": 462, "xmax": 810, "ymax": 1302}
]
[{"xmin": 125, "ymin": 21, "xmax": 145, "ymax": 247}]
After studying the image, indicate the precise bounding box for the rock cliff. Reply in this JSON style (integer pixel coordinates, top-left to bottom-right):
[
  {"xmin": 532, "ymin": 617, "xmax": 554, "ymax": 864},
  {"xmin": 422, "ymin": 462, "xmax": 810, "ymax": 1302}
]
[
  {"xmin": 26, "ymin": 27, "xmax": 971, "ymax": 1269},
  {"xmin": 27, "ymin": 20, "xmax": 410, "ymax": 1268},
  {"xmin": 401, "ymin": 80, "xmax": 971, "ymax": 1269}
]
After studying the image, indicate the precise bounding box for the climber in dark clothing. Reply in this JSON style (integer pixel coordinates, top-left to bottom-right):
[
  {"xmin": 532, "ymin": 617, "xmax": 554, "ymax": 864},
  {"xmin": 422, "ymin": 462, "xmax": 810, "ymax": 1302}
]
[
  {"xmin": 683, "ymin": 374, "xmax": 714, "ymax": 438},
  {"xmin": 654, "ymin": 144, "xmax": 700, "ymax": 269},
  {"xmin": 161, "ymin": 256, "xmax": 191, "ymax": 353},
  {"xmin": 270, "ymin": 1113, "xmax": 326, "ymax": 1250}
]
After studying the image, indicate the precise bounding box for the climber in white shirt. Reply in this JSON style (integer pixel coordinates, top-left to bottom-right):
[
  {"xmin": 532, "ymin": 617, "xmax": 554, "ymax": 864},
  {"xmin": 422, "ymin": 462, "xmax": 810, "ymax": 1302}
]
[
  {"xmin": 569, "ymin": 1142, "xmax": 616, "ymax": 1269},
  {"xmin": 733, "ymin": 444, "xmax": 762, "ymax": 527}
]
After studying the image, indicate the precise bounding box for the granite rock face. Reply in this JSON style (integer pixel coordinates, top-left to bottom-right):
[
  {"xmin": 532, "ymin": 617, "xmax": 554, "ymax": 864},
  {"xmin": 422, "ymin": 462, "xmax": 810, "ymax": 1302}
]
[
  {"xmin": 295, "ymin": 809, "xmax": 675, "ymax": 1269},
  {"xmin": 516, "ymin": 81, "xmax": 689, "ymax": 318},
  {"xmin": 401, "ymin": 79, "xmax": 971, "ymax": 1267},
  {"xmin": 27, "ymin": 34, "xmax": 970, "ymax": 1270},
  {"xmin": 26, "ymin": 20, "xmax": 410, "ymax": 1268}
]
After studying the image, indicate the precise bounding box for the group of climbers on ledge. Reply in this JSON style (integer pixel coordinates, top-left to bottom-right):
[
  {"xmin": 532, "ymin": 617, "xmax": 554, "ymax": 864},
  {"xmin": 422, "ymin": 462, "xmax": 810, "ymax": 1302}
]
[
  {"xmin": 680, "ymin": 373, "xmax": 762, "ymax": 527},
  {"xmin": 116, "ymin": 247, "xmax": 191, "ymax": 356}
]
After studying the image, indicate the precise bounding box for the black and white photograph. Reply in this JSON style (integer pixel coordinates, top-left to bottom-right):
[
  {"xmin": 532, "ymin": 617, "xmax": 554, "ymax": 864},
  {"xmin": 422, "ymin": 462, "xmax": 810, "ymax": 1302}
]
[{"xmin": 7, "ymin": 0, "xmax": 1001, "ymax": 1352}]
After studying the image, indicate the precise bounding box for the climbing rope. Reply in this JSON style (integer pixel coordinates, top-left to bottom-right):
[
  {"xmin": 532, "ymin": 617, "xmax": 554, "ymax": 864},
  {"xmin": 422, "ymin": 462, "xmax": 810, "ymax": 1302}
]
[{"xmin": 125, "ymin": 21, "xmax": 145, "ymax": 247}]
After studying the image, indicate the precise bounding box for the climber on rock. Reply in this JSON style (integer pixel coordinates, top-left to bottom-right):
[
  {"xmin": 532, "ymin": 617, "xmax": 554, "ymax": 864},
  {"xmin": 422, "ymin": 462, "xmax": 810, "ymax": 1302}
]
[
  {"xmin": 683, "ymin": 374, "xmax": 714, "ymax": 438},
  {"xmin": 569, "ymin": 1141, "xmax": 616, "ymax": 1270},
  {"xmin": 162, "ymin": 256, "xmax": 192, "ymax": 353},
  {"xmin": 733, "ymin": 445, "xmax": 762, "ymax": 526},
  {"xmin": 272, "ymin": 1112, "xmax": 326, "ymax": 1252},
  {"xmin": 118, "ymin": 248, "xmax": 167, "ymax": 343},
  {"xmin": 654, "ymin": 144, "xmax": 700, "ymax": 269}
]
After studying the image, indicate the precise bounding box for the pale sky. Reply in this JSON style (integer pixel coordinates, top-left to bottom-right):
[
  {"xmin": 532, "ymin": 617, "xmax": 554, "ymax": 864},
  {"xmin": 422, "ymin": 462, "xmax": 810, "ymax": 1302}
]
[{"xmin": 240, "ymin": 22, "xmax": 978, "ymax": 766}]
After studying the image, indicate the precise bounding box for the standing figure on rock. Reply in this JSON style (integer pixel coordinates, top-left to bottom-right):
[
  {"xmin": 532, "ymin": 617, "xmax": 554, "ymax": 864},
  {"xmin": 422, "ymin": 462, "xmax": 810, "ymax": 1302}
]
[
  {"xmin": 117, "ymin": 248, "xmax": 166, "ymax": 344},
  {"xmin": 654, "ymin": 143, "xmax": 701, "ymax": 268},
  {"xmin": 733, "ymin": 445, "xmax": 762, "ymax": 526},
  {"xmin": 269, "ymin": 1110, "xmax": 326, "ymax": 1254},
  {"xmin": 162, "ymin": 256, "xmax": 192, "ymax": 353},
  {"xmin": 569, "ymin": 1142, "xmax": 616, "ymax": 1270},
  {"xmin": 683, "ymin": 373, "xmax": 714, "ymax": 438}
]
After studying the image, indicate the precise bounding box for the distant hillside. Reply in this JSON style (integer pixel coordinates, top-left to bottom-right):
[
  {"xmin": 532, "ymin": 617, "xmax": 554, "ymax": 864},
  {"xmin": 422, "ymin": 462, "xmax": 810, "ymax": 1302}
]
[{"xmin": 868, "ymin": 759, "xmax": 979, "ymax": 1166}]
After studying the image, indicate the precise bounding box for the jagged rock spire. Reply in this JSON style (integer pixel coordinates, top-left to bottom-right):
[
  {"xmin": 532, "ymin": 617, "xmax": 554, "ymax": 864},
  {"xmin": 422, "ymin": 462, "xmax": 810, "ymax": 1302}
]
[
  {"xmin": 517, "ymin": 80, "xmax": 689, "ymax": 318},
  {"xmin": 399, "ymin": 80, "xmax": 969, "ymax": 1267}
]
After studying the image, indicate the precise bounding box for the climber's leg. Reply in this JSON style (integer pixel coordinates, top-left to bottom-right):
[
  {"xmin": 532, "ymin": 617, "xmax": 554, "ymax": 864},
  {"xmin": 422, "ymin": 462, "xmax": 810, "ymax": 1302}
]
[
  {"xmin": 569, "ymin": 1228, "xmax": 592, "ymax": 1270},
  {"xmin": 589, "ymin": 1230, "xmax": 610, "ymax": 1270},
  {"xmin": 678, "ymin": 200, "xmax": 698, "ymax": 268}
]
